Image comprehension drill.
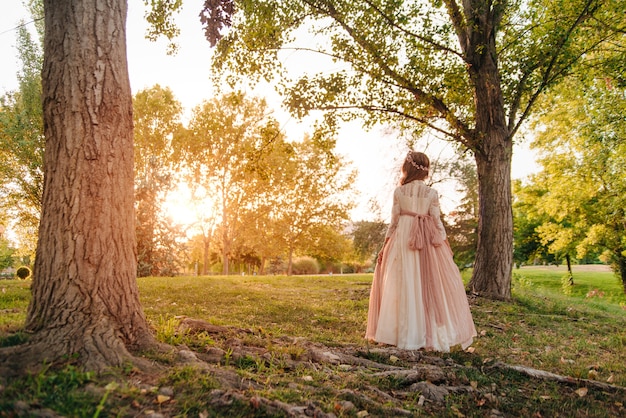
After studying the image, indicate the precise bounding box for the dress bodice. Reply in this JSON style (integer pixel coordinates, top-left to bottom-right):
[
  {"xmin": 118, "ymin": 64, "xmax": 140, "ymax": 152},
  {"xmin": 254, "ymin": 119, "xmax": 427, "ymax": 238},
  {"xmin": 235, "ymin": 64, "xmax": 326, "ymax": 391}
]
[{"xmin": 385, "ymin": 180, "xmax": 446, "ymax": 240}]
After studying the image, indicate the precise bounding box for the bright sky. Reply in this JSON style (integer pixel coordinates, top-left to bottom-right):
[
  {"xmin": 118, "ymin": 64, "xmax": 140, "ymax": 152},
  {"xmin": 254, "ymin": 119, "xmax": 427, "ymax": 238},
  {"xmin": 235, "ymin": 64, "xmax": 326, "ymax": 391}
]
[{"xmin": 1, "ymin": 1, "xmax": 538, "ymax": 228}]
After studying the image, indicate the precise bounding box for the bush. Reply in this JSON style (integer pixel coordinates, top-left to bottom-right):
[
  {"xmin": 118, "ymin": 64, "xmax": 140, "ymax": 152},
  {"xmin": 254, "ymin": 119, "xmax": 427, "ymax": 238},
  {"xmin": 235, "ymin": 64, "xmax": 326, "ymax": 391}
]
[
  {"xmin": 291, "ymin": 257, "xmax": 320, "ymax": 275},
  {"xmin": 16, "ymin": 266, "xmax": 32, "ymax": 280}
]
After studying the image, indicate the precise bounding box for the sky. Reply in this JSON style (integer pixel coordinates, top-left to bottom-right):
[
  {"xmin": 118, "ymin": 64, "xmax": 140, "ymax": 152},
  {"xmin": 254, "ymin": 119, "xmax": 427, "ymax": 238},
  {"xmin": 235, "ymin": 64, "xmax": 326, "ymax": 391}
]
[{"xmin": 0, "ymin": 1, "xmax": 538, "ymax": 228}]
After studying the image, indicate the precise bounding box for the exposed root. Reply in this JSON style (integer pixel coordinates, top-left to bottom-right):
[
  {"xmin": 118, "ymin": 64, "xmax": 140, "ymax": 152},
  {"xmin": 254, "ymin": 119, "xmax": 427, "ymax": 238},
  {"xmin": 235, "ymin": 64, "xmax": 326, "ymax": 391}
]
[{"xmin": 491, "ymin": 361, "xmax": 626, "ymax": 393}]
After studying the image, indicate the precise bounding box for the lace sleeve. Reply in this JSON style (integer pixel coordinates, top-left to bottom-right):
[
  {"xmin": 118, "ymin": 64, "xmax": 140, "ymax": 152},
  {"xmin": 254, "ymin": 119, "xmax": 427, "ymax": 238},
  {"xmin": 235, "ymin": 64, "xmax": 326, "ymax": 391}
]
[
  {"xmin": 429, "ymin": 189, "xmax": 447, "ymax": 241},
  {"xmin": 385, "ymin": 187, "xmax": 401, "ymax": 238}
]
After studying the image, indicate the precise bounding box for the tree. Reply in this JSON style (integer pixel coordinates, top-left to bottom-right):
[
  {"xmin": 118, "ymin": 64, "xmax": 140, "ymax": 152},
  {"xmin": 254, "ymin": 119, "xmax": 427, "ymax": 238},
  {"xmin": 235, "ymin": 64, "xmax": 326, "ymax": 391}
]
[
  {"xmin": 133, "ymin": 85, "xmax": 186, "ymax": 277},
  {"xmin": 351, "ymin": 220, "xmax": 387, "ymax": 265},
  {"xmin": 1, "ymin": 0, "xmax": 159, "ymax": 374},
  {"xmin": 174, "ymin": 92, "xmax": 279, "ymax": 275},
  {"xmin": 259, "ymin": 135, "xmax": 355, "ymax": 275},
  {"xmin": 512, "ymin": 180, "xmax": 554, "ymax": 268},
  {"xmin": 185, "ymin": 189, "xmax": 221, "ymax": 275},
  {"xmin": 528, "ymin": 73, "xmax": 626, "ymax": 292},
  {"xmin": 442, "ymin": 155, "xmax": 479, "ymax": 269},
  {"xmin": 198, "ymin": 0, "xmax": 624, "ymax": 300},
  {"xmin": 0, "ymin": 1, "xmax": 44, "ymax": 254},
  {"xmin": 0, "ymin": 236, "xmax": 16, "ymax": 272}
]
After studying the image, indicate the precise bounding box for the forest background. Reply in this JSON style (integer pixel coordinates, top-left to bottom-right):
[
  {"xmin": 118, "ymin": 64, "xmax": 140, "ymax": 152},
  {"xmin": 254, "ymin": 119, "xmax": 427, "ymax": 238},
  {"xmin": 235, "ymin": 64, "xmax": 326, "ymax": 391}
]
[{"xmin": 1, "ymin": 0, "xmax": 552, "ymax": 279}]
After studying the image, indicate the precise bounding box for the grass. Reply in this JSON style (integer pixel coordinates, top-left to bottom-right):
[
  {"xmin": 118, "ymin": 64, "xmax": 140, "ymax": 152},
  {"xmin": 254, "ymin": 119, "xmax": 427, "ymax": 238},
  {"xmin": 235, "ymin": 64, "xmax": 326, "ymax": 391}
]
[{"xmin": 1, "ymin": 266, "xmax": 625, "ymax": 416}]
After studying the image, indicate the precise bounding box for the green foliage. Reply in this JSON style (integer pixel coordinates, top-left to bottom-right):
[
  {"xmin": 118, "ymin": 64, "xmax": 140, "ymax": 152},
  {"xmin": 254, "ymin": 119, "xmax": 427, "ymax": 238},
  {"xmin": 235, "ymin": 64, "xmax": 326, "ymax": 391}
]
[
  {"xmin": 521, "ymin": 68, "xmax": 626, "ymax": 291},
  {"xmin": 442, "ymin": 155, "xmax": 478, "ymax": 269},
  {"xmin": 0, "ymin": 11, "xmax": 44, "ymax": 255},
  {"xmin": 0, "ymin": 237, "xmax": 16, "ymax": 271},
  {"xmin": 291, "ymin": 256, "xmax": 320, "ymax": 275},
  {"xmin": 142, "ymin": 0, "xmax": 183, "ymax": 54},
  {"xmin": 350, "ymin": 220, "xmax": 387, "ymax": 263},
  {"xmin": 133, "ymin": 85, "xmax": 187, "ymax": 277},
  {"xmin": 174, "ymin": 92, "xmax": 355, "ymax": 275}
]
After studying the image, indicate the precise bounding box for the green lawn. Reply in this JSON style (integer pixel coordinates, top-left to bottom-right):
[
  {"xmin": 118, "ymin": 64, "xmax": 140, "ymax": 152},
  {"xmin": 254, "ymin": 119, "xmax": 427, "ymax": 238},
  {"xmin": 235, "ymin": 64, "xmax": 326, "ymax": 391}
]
[{"xmin": 1, "ymin": 266, "xmax": 625, "ymax": 416}]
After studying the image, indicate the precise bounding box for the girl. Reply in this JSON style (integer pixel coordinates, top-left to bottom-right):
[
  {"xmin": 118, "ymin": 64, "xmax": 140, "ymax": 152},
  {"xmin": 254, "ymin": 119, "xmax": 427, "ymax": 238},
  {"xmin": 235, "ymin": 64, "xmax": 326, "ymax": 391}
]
[{"xmin": 366, "ymin": 151, "xmax": 476, "ymax": 351}]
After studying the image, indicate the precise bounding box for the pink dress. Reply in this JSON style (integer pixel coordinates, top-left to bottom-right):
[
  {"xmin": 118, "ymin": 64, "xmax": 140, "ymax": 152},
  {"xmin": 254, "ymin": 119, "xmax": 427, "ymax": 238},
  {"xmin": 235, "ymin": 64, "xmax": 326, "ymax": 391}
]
[{"xmin": 366, "ymin": 180, "xmax": 477, "ymax": 351}]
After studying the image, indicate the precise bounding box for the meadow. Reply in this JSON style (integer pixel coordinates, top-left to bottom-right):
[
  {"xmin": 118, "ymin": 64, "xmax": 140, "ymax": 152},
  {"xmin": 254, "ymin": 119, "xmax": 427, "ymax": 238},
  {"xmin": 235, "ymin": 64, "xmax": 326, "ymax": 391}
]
[{"xmin": 1, "ymin": 266, "xmax": 625, "ymax": 417}]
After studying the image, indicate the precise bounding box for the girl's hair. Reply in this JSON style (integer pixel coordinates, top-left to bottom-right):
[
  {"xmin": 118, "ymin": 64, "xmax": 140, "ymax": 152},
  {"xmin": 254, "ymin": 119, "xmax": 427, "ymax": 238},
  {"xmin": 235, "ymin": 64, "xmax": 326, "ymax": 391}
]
[{"xmin": 401, "ymin": 151, "xmax": 429, "ymax": 185}]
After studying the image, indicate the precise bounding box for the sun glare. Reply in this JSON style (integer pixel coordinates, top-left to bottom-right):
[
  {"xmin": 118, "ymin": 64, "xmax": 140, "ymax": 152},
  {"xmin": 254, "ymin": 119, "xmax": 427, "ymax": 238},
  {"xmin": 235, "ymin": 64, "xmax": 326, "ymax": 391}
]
[{"xmin": 163, "ymin": 183, "xmax": 220, "ymax": 237}]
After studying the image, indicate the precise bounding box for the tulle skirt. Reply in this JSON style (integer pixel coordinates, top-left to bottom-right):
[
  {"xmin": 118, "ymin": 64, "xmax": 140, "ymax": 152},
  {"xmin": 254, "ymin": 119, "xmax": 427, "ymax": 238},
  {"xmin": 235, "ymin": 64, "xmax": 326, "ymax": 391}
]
[{"xmin": 366, "ymin": 218, "xmax": 476, "ymax": 352}]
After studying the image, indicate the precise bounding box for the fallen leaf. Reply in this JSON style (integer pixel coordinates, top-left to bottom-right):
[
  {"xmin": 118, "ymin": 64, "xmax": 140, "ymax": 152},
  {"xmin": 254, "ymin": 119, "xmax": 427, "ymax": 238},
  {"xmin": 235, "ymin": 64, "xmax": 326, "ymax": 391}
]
[
  {"xmin": 560, "ymin": 356, "xmax": 574, "ymax": 364},
  {"xmin": 587, "ymin": 370, "xmax": 598, "ymax": 380},
  {"xmin": 575, "ymin": 387, "xmax": 588, "ymax": 397},
  {"xmin": 465, "ymin": 346, "xmax": 475, "ymax": 353},
  {"xmin": 156, "ymin": 395, "xmax": 170, "ymax": 404},
  {"xmin": 607, "ymin": 374, "xmax": 615, "ymax": 383},
  {"xmin": 389, "ymin": 355, "xmax": 399, "ymax": 363}
]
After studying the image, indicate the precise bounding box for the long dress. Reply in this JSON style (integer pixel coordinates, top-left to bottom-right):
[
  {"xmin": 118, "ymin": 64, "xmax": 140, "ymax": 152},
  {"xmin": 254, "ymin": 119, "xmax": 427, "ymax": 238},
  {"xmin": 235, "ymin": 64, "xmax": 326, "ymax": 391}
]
[{"xmin": 366, "ymin": 180, "xmax": 477, "ymax": 351}]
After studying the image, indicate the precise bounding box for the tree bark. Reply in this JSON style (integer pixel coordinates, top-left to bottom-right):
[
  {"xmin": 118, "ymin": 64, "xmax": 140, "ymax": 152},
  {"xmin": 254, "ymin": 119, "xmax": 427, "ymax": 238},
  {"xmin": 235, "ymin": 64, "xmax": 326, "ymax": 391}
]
[
  {"xmin": 9, "ymin": 0, "xmax": 157, "ymax": 372},
  {"xmin": 470, "ymin": 141, "xmax": 513, "ymax": 300},
  {"xmin": 465, "ymin": 3, "xmax": 513, "ymax": 300}
]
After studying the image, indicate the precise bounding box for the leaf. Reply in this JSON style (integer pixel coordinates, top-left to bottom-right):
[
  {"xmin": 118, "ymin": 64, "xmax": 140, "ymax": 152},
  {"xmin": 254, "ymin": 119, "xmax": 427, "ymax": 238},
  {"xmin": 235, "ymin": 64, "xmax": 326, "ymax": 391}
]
[
  {"xmin": 574, "ymin": 387, "xmax": 588, "ymax": 397},
  {"xmin": 156, "ymin": 394, "xmax": 171, "ymax": 404}
]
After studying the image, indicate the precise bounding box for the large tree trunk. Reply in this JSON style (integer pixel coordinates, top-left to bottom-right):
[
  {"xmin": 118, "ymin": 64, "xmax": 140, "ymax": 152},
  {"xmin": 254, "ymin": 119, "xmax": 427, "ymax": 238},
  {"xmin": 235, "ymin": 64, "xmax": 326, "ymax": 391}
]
[
  {"xmin": 465, "ymin": 5, "xmax": 513, "ymax": 300},
  {"xmin": 3, "ymin": 0, "xmax": 157, "ymax": 373},
  {"xmin": 470, "ymin": 141, "xmax": 513, "ymax": 300}
]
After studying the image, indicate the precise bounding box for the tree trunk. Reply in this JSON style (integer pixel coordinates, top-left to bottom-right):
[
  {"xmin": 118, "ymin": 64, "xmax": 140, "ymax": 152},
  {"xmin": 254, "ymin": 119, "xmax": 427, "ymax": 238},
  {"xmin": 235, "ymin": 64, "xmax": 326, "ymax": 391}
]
[
  {"xmin": 259, "ymin": 257, "xmax": 266, "ymax": 275},
  {"xmin": 470, "ymin": 142, "xmax": 513, "ymax": 300},
  {"xmin": 466, "ymin": 16, "xmax": 513, "ymax": 300},
  {"xmin": 8, "ymin": 0, "xmax": 156, "ymax": 372},
  {"xmin": 203, "ymin": 232, "xmax": 211, "ymax": 275},
  {"xmin": 287, "ymin": 247, "xmax": 294, "ymax": 276},
  {"xmin": 565, "ymin": 254, "xmax": 574, "ymax": 285}
]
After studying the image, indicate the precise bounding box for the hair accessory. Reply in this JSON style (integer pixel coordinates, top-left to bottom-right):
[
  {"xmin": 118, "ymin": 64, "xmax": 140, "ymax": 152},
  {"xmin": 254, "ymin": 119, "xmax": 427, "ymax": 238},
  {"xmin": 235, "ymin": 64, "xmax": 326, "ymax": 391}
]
[{"xmin": 406, "ymin": 152, "xmax": 428, "ymax": 171}]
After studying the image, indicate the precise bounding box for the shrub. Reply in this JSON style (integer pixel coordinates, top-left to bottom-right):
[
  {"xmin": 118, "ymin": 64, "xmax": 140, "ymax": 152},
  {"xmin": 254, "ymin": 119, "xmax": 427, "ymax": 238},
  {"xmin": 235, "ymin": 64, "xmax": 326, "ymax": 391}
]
[
  {"xmin": 16, "ymin": 266, "xmax": 31, "ymax": 280},
  {"xmin": 291, "ymin": 256, "xmax": 320, "ymax": 275}
]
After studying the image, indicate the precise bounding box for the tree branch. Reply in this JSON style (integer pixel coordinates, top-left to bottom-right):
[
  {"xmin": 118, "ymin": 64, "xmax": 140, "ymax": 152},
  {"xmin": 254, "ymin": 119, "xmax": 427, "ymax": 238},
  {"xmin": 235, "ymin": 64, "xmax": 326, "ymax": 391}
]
[{"xmin": 301, "ymin": 0, "xmax": 474, "ymax": 145}]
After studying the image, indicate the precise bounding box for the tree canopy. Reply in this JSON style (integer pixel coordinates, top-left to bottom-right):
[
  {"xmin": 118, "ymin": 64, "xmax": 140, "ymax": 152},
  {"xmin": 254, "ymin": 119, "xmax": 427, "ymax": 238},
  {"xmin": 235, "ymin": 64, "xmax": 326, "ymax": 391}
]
[{"xmin": 516, "ymin": 71, "xmax": 626, "ymax": 292}]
